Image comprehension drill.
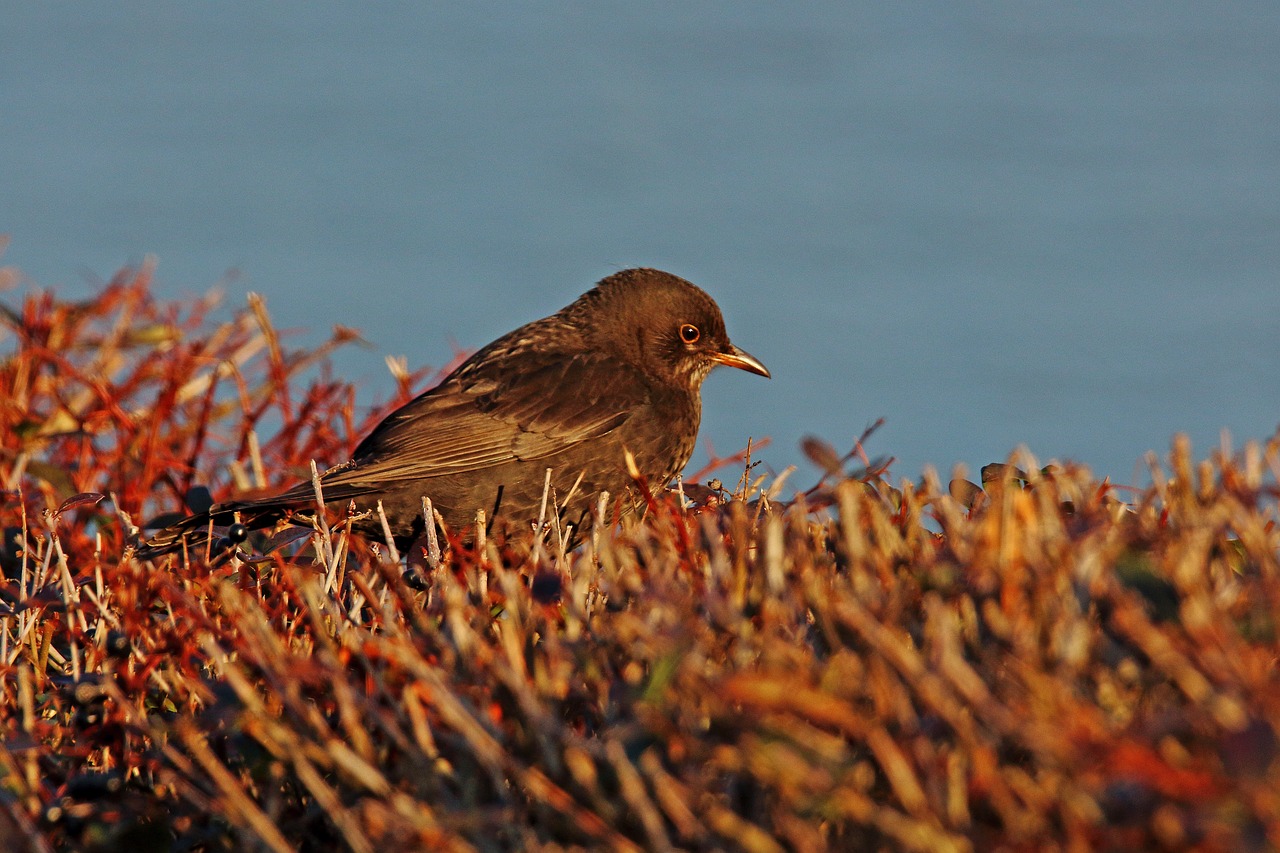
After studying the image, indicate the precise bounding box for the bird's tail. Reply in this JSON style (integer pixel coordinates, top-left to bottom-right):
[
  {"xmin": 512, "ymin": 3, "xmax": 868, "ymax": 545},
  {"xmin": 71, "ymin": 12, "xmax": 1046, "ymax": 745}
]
[
  {"xmin": 134, "ymin": 464, "xmax": 378, "ymax": 560},
  {"xmin": 133, "ymin": 495, "xmax": 303, "ymax": 561}
]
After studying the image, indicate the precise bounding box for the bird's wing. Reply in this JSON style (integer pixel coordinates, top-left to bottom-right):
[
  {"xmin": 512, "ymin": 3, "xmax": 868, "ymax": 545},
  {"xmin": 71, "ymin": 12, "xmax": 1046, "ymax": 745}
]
[{"xmin": 327, "ymin": 348, "xmax": 648, "ymax": 489}]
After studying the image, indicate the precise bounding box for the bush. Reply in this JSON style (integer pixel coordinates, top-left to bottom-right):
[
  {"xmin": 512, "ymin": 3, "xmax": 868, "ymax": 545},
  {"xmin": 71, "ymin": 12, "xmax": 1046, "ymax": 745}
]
[{"xmin": 2, "ymin": 262, "xmax": 1278, "ymax": 851}]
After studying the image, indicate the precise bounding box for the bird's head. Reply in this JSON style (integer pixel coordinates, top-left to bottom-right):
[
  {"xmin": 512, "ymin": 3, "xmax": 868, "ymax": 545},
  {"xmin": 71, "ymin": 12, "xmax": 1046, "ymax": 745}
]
[{"xmin": 570, "ymin": 268, "xmax": 770, "ymax": 391}]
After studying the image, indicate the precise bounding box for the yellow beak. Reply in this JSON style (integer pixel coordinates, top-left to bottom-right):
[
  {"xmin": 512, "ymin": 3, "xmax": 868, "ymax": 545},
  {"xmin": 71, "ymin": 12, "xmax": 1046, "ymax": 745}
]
[{"xmin": 710, "ymin": 345, "xmax": 770, "ymax": 378}]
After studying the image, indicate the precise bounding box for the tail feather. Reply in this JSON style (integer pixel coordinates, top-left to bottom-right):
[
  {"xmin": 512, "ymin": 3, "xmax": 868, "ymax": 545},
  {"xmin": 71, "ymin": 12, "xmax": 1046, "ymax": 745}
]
[
  {"xmin": 133, "ymin": 499, "xmax": 296, "ymax": 560},
  {"xmin": 133, "ymin": 466, "xmax": 384, "ymax": 560}
]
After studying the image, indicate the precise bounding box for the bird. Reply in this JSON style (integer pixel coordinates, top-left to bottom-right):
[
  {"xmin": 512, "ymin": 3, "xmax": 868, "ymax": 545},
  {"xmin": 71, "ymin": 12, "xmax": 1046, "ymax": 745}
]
[{"xmin": 135, "ymin": 267, "xmax": 769, "ymax": 559}]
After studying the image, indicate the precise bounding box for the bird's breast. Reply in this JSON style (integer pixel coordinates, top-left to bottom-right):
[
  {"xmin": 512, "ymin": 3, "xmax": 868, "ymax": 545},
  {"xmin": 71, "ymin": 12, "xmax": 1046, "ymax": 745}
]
[{"xmin": 617, "ymin": 390, "xmax": 701, "ymax": 485}]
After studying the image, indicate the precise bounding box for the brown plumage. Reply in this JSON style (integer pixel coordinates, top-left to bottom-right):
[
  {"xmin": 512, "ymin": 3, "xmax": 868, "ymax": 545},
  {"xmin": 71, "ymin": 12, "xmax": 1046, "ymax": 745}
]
[{"xmin": 135, "ymin": 268, "xmax": 769, "ymax": 559}]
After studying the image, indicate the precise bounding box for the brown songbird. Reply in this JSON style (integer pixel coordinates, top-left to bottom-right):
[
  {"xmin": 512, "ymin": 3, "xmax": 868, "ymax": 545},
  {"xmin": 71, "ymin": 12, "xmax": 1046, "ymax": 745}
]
[{"xmin": 136, "ymin": 267, "xmax": 769, "ymax": 558}]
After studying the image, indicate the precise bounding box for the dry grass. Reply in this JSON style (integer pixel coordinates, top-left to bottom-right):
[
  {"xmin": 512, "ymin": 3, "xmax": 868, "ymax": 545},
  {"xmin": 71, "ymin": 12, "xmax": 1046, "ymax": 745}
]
[{"xmin": 2, "ymin": 261, "xmax": 1279, "ymax": 852}]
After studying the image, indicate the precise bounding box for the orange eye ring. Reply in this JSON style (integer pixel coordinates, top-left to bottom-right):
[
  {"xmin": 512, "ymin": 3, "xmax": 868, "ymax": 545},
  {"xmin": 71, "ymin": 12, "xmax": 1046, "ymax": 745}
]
[{"xmin": 679, "ymin": 323, "xmax": 700, "ymax": 344}]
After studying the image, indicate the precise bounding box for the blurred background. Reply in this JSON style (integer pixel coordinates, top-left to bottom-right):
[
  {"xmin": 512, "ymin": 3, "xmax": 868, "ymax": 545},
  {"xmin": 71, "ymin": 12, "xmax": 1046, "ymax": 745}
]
[{"xmin": 3, "ymin": 4, "xmax": 1279, "ymax": 488}]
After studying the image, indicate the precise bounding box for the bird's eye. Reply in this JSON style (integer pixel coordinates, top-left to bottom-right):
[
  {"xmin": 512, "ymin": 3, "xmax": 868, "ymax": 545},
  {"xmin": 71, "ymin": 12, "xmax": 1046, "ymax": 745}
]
[{"xmin": 679, "ymin": 323, "xmax": 701, "ymax": 344}]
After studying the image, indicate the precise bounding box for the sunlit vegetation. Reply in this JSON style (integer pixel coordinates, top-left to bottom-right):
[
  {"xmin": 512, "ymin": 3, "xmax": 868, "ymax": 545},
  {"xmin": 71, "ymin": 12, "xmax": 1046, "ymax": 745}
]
[{"xmin": 2, "ymin": 262, "xmax": 1278, "ymax": 851}]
